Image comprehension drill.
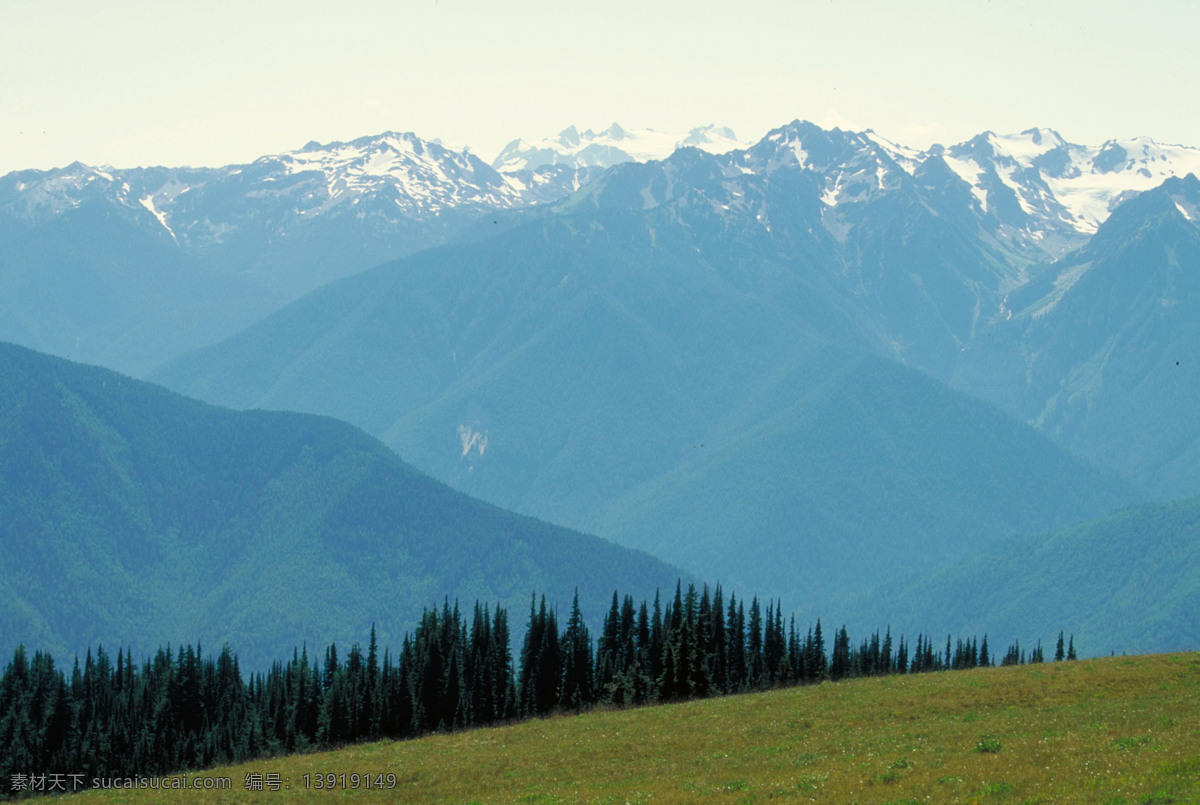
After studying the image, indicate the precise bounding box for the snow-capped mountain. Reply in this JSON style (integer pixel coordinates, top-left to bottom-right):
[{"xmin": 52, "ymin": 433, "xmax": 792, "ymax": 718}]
[
  {"xmin": 7, "ymin": 123, "xmax": 1196, "ymax": 262},
  {"xmin": 491, "ymin": 123, "xmax": 747, "ymax": 173},
  {"xmin": 669, "ymin": 122, "xmax": 1200, "ymax": 260},
  {"xmin": 0, "ymin": 132, "xmax": 596, "ymax": 374},
  {"xmin": 929, "ymin": 129, "xmax": 1200, "ymax": 253},
  {"xmin": 740, "ymin": 121, "xmax": 913, "ymax": 207},
  {"xmin": 564, "ymin": 120, "xmax": 1197, "ymax": 263},
  {"xmin": 0, "ymin": 131, "xmax": 591, "ymax": 248},
  {"xmin": 246, "ymin": 131, "xmax": 589, "ymax": 218},
  {"xmin": 3, "ymin": 119, "xmax": 1199, "ymax": 378}
]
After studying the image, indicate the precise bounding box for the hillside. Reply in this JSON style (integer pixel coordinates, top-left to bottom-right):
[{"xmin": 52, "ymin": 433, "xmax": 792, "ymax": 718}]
[
  {"xmin": 153, "ymin": 197, "xmax": 1136, "ymax": 606},
  {"xmin": 955, "ymin": 175, "xmax": 1200, "ymax": 498},
  {"xmin": 835, "ymin": 495, "xmax": 1200, "ymax": 657},
  {"xmin": 61, "ymin": 652, "xmax": 1200, "ymax": 803},
  {"xmin": 0, "ymin": 342, "xmax": 684, "ymax": 669},
  {"xmin": 584, "ymin": 345, "xmax": 1136, "ymax": 602}
]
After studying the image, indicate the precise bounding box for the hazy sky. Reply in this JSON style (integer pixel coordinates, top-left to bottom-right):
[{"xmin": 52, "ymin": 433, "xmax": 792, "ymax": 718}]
[{"xmin": 3, "ymin": 0, "xmax": 1197, "ymax": 174}]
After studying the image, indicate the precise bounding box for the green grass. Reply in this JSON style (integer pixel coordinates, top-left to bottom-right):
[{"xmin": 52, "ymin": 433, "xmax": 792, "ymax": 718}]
[{"xmin": 64, "ymin": 652, "xmax": 1200, "ymax": 803}]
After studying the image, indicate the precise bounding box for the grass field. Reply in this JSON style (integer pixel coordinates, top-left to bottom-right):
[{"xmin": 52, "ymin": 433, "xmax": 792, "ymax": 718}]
[{"xmin": 63, "ymin": 652, "xmax": 1200, "ymax": 804}]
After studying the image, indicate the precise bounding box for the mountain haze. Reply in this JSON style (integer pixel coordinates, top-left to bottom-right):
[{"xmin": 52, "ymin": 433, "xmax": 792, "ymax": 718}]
[
  {"xmin": 837, "ymin": 495, "xmax": 1200, "ymax": 657},
  {"xmin": 491, "ymin": 123, "xmax": 747, "ymax": 172},
  {"xmin": 153, "ymin": 157, "xmax": 1137, "ymax": 604},
  {"xmin": 5, "ymin": 120, "xmax": 1198, "ymax": 375},
  {"xmin": 0, "ymin": 133, "xmax": 595, "ymax": 374},
  {"xmin": 0, "ymin": 342, "xmax": 684, "ymax": 669},
  {"xmin": 954, "ymin": 174, "xmax": 1200, "ymax": 496},
  {"xmin": 8, "ymin": 118, "xmax": 1199, "ymax": 654}
]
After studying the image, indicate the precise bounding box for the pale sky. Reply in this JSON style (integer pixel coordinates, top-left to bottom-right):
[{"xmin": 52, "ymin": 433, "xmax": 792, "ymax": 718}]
[{"xmin": 3, "ymin": 0, "xmax": 1197, "ymax": 174}]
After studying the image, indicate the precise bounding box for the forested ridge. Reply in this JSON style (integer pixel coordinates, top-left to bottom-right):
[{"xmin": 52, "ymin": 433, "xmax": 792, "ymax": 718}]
[
  {"xmin": 0, "ymin": 339, "xmax": 684, "ymax": 670},
  {"xmin": 0, "ymin": 583, "xmax": 1071, "ymax": 797}
]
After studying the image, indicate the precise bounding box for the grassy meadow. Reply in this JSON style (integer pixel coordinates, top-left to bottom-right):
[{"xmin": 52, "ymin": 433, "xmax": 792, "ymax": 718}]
[{"xmin": 64, "ymin": 652, "xmax": 1200, "ymax": 804}]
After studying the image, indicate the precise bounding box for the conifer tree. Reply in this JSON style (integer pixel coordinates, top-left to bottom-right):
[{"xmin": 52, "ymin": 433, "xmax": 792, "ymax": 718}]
[
  {"xmin": 747, "ymin": 597, "xmax": 765, "ymax": 688},
  {"xmin": 830, "ymin": 627, "xmax": 851, "ymax": 680},
  {"xmin": 596, "ymin": 591, "xmax": 621, "ymax": 698},
  {"xmin": 709, "ymin": 586, "xmax": 728, "ymax": 693},
  {"xmin": 560, "ymin": 590, "xmax": 593, "ymax": 710},
  {"xmin": 631, "ymin": 601, "xmax": 653, "ymax": 705},
  {"xmin": 684, "ymin": 585, "xmax": 710, "ymax": 698},
  {"xmin": 649, "ymin": 590, "xmax": 664, "ymax": 698},
  {"xmin": 726, "ymin": 595, "xmax": 747, "ymax": 692},
  {"xmin": 810, "ymin": 620, "xmax": 828, "ymax": 681}
]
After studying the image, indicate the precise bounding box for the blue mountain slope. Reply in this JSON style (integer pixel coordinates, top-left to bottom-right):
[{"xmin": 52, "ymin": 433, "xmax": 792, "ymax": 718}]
[{"xmin": 0, "ymin": 342, "xmax": 684, "ymax": 669}]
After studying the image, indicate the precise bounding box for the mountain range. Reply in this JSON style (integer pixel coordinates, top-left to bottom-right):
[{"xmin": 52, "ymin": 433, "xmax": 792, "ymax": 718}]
[
  {"xmin": 491, "ymin": 123, "xmax": 747, "ymax": 172},
  {"xmin": 5, "ymin": 121, "xmax": 1198, "ymax": 375},
  {"xmin": 953, "ymin": 174, "xmax": 1200, "ymax": 497},
  {"xmin": 151, "ymin": 122, "xmax": 1159, "ymax": 604},
  {"xmin": 4, "ymin": 118, "xmax": 1200, "ymax": 660}
]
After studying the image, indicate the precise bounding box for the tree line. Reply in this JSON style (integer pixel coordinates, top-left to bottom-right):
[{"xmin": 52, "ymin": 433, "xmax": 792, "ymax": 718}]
[{"xmin": 0, "ymin": 583, "xmax": 1074, "ymax": 793}]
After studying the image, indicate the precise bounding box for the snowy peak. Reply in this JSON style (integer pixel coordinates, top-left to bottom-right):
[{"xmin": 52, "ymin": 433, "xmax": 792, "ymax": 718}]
[
  {"xmin": 7, "ymin": 122, "xmax": 1200, "ymax": 265},
  {"xmin": 694, "ymin": 121, "xmax": 1200, "ymax": 258},
  {"xmin": 2, "ymin": 162, "xmax": 123, "ymax": 217},
  {"xmin": 598, "ymin": 122, "xmax": 630, "ymax": 141},
  {"xmin": 0, "ymin": 132, "xmax": 589, "ymax": 249},
  {"xmin": 1002, "ymin": 127, "xmax": 1069, "ymax": 159},
  {"xmin": 1152, "ymin": 173, "xmax": 1200, "ymax": 225},
  {"xmin": 933, "ymin": 129, "xmax": 1200, "ymax": 240},
  {"xmin": 749, "ymin": 120, "xmax": 826, "ymax": 169},
  {"xmin": 734, "ymin": 121, "xmax": 910, "ymax": 209},
  {"xmin": 490, "ymin": 124, "xmax": 748, "ymax": 173},
  {"xmin": 554, "ymin": 126, "xmax": 582, "ymax": 148},
  {"xmin": 262, "ymin": 130, "xmax": 514, "ymax": 211},
  {"xmin": 231, "ymin": 131, "xmax": 609, "ymax": 224},
  {"xmin": 0, "ymin": 161, "xmax": 209, "ymax": 240},
  {"xmin": 863, "ymin": 131, "xmax": 925, "ymax": 174}
]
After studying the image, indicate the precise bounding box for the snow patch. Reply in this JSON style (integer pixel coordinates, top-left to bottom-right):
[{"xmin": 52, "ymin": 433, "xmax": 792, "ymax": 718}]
[
  {"xmin": 865, "ymin": 131, "xmax": 923, "ymax": 175},
  {"xmin": 942, "ymin": 154, "xmax": 989, "ymax": 212},
  {"xmin": 820, "ymin": 179, "xmax": 840, "ymax": 207},
  {"xmin": 138, "ymin": 195, "xmax": 176, "ymax": 240},
  {"xmin": 457, "ymin": 424, "xmax": 488, "ymax": 458},
  {"xmin": 789, "ymin": 140, "xmax": 809, "ymax": 168}
]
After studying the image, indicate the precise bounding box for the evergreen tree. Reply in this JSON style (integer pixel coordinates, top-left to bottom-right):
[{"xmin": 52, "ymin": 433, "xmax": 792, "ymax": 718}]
[
  {"xmin": 709, "ymin": 586, "xmax": 728, "ymax": 694},
  {"xmin": 649, "ymin": 590, "xmax": 664, "ymax": 699},
  {"xmin": 623, "ymin": 601, "xmax": 647, "ymax": 704},
  {"xmin": 895, "ymin": 636, "xmax": 908, "ymax": 675},
  {"xmin": 809, "ymin": 620, "xmax": 828, "ymax": 681},
  {"xmin": 747, "ymin": 597, "xmax": 765, "ymax": 688},
  {"xmin": 830, "ymin": 627, "xmax": 851, "ymax": 680},
  {"xmin": 726, "ymin": 595, "xmax": 747, "ymax": 692},
  {"xmin": 596, "ymin": 591, "xmax": 622, "ymax": 699},
  {"xmin": 560, "ymin": 590, "xmax": 593, "ymax": 710}
]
